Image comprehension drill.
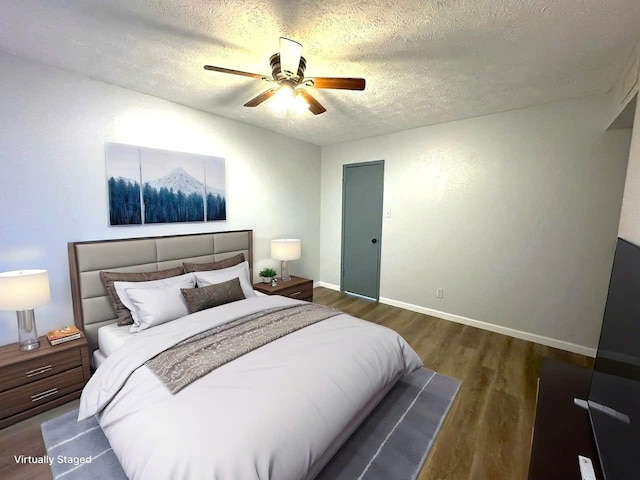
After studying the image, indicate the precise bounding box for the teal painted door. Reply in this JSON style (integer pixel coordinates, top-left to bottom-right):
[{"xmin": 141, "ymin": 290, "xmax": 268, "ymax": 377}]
[{"xmin": 341, "ymin": 161, "xmax": 384, "ymax": 300}]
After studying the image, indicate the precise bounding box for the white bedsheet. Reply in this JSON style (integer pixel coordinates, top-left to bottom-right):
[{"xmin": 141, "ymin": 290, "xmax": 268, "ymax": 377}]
[
  {"xmin": 79, "ymin": 295, "xmax": 422, "ymax": 480},
  {"xmin": 97, "ymin": 322, "xmax": 133, "ymax": 357}
]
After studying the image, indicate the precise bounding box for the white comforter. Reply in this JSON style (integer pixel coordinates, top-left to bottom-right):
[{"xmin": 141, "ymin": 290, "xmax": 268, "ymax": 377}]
[{"xmin": 78, "ymin": 296, "xmax": 422, "ymax": 480}]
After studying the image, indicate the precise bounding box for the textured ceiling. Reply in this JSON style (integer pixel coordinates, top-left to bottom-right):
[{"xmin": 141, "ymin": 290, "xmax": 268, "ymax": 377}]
[{"xmin": 1, "ymin": 0, "xmax": 639, "ymax": 145}]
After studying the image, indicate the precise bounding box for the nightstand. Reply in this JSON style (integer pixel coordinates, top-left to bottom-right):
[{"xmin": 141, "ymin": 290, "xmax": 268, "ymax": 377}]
[
  {"xmin": 0, "ymin": 333, "xmax": 90, "ymax": 428},
  {"xmin": 253, "ymin": 276, "xmax": 313, "ymax": 302}
]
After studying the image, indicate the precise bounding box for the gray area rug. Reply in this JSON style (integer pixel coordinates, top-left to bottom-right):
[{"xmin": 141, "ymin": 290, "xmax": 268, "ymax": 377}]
[{"xmin": 41, "ymin": 367, "xmax": 460, "ymax": 480}]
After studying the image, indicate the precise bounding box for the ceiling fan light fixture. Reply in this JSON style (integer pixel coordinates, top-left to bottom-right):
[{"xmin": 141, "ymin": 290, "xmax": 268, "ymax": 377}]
[
  {"xmin": 268, "ymin": 84, "xmax": 294, "ymax": 113},
  {"xmin": 292, "ymin": 91, "xmax": 310, "ymax": 113},
  {"xmin": 268, "ymin": 84, "xmax": 309, "ymax": 114}
]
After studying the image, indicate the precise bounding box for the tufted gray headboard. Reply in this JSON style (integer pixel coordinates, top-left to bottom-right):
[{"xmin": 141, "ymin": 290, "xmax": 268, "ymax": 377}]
[{"xmin": 68, "ymin": 230, "xmax": 253, "ymax": 355}]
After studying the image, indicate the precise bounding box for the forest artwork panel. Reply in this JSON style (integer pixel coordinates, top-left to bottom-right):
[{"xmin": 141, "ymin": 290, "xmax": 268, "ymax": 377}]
[{"xmin": 106, "ymin": 143, "xmax": 226, "ymax": 225}]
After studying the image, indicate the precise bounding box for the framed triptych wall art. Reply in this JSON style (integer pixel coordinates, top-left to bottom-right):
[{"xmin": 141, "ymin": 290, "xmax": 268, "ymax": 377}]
[{"xmin": 105, "ymin": 143, "xmax": 226, "ymax": 226}]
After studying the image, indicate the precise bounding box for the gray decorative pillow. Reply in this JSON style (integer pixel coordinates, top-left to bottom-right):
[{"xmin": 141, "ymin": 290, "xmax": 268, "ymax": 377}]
[
  {"xmin": 100, "ymin": 267, "xmax": 184, "ymax": 325},
  {"xmin": 183, "ymin": 253, "xmax": 245, "ymax": 273},
  {"xmin": 181, "ymin": 277, "xmax": 245, "ymax": 314}
]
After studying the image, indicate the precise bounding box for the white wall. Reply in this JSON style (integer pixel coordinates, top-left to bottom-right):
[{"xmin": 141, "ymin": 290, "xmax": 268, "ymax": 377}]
[
  {"xmin": 0, "ymin": 53, "xmax": 321, "ymax": 346},
  {"xmin": 320, "ymin": 95, "xmax": 631, "ymax": 354},
  {"xmin": 618, "ymin": 97, "xmax": 640, "ymax": 243}
]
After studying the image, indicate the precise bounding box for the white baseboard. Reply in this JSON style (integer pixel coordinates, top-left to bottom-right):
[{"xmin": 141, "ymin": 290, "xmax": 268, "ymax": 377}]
[
  {"xmin": 316, "ymin": 281, "xmax": 340, "ymax": 291},
  {"xmin": 312, "ymin": 283, "xmax": 596, "ymax": 357},
  {"xmin": 379, "ymin": 296, "xmax": 596, "ymax": 358}
]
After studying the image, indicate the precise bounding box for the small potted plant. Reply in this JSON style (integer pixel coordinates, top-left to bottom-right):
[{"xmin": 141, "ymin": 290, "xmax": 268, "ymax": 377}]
[{"xmin": 259, "ymin": 267, "xmax": 278, "ymax": 283}]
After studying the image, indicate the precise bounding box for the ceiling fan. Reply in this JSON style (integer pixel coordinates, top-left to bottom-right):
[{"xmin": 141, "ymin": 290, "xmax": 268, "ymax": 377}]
[{"xmin": 204, "ymin": 37, "xmax": 366, "ymax": 115}]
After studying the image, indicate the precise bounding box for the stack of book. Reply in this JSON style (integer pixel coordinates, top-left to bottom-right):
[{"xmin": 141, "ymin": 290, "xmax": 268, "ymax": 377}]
[{"xmin": 47, "ymin": 325, "xmax": 82, "ymax": 345}]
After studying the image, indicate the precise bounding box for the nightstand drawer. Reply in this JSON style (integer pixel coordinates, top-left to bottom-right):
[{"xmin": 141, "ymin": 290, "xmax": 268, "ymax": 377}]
[
  {"xmin": 0, "ymin": 347, "xmax": 81, "ymax": 392},
  {"xmin": 278, "ymin": 282, "xmax": 313, "ymax": 300},
  {"xmin": 0, "ymin": 366, "xmax": 85, "ymax": 419}
]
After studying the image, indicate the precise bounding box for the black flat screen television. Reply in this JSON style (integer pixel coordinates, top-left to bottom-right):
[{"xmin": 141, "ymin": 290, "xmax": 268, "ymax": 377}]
[{"xmin": 588, "ymin": 237, "xmax": 640, "ymax": 480}]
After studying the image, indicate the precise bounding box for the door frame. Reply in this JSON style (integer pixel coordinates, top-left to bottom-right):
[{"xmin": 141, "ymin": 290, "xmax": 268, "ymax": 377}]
[{"xmin": 340, "ymin": 160, "xmax": 385, "ymax": 300}]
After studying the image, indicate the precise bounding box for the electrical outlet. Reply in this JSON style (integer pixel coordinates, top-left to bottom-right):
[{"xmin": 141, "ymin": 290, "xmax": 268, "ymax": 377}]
[{"xmin": 436, "ymin": 288, "xmax": 443, "ymax": 298}]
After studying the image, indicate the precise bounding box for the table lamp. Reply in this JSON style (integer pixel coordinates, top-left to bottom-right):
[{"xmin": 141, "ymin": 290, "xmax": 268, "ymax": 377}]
[
  {"xmin": 271, "ymin": 239, "xmax": 301, "ymax": 281},
  {"xmin": 0, "ymin": 269, "xmax": 50, "ymax": 351}
]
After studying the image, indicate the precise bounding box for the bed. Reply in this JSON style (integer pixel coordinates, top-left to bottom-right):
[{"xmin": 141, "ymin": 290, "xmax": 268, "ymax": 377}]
[{"xmin": 68, "ymin": 230, "xmax": 422, "ymax": 480}]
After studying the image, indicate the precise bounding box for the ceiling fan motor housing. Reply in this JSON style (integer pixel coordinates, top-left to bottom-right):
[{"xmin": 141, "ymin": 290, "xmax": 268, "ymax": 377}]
[{"xmin": 269, "ymin": 53, "xmax": 307, "ymax": 84}]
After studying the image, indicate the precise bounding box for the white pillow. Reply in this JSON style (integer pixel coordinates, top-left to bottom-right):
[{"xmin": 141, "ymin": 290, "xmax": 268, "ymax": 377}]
[
  {"xmin": 125, "ymin": 283, "xmax": 192, "ymax": 333},
  {"xmin": 113, "ymin": 273, "xmax": 196, "ymax": 333},
  {"xmin": 193, "ymin": 261, "xmax": 256, "ymax": 299}
]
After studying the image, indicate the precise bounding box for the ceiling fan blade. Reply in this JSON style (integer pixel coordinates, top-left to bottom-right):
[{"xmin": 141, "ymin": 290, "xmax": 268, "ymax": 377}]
[
  {"xmin": 280, "ymin": 37, "xmax": 302, "ymax": 75},
  {"xmin": 310, "ymin": 77, "xmax": 366, "ymax": 90},
  {"xmin": 299, "ymin": 89, "xmax": 327, "ymax": 115},
  {"xmin": 204, "ymin": 65, "xmax": 264, "ymax": 80},
  {"xmin": 244, "ymin": 89, "xmax": 277, "ymax": 107}
]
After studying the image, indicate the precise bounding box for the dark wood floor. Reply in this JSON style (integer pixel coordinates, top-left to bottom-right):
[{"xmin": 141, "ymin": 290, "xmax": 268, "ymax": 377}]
[
  {"xmin": 0, "ymin": 397, "xmax": 77, "ymax": 480},
  {"xmin": 313, "ymin": 288, "xmax": 593, "ymax": 480},
  {"xmin": 0, "ymin": 287, "xmax": 593, "ymax": 480}
]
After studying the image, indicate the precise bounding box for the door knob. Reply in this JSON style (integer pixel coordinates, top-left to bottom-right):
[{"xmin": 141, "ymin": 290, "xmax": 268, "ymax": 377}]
[{"xmin": 371, "ymin": 238, "xmax": 377, "ymax": 244}]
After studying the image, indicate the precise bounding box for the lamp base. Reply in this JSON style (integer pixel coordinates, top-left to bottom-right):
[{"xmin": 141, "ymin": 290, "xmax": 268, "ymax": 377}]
[
  {"xmin": 17, "ymin": 309, "xmax": 40, "ymax": 351},
  {"xmin": 281, "ymin": 260, "xmax": 291, "ymax": 281}
]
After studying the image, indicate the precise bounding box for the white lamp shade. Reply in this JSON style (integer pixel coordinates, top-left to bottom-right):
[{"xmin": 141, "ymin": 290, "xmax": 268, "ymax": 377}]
[
  {"xmin": 0, "ymin": 269, "xmax": 51, "ymax": 310},
  {"xmin": 271, "ymin": 239, "xmax": 301, "ymax": 261}
]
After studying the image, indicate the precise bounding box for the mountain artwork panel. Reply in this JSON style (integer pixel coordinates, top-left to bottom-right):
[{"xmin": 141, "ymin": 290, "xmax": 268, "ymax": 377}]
[{"xmin": 106, "ymin": 143, "xmax": 226, "ymax": 225}]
